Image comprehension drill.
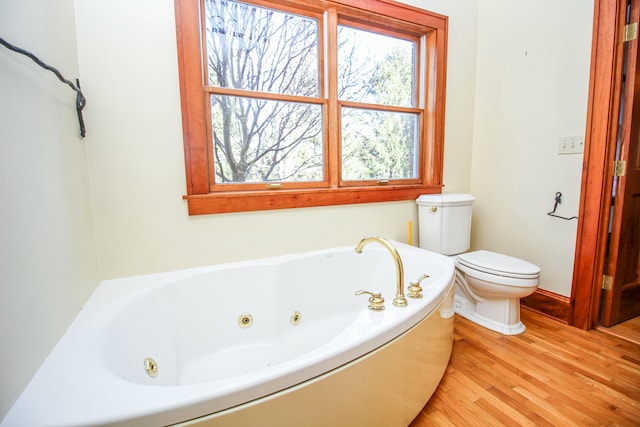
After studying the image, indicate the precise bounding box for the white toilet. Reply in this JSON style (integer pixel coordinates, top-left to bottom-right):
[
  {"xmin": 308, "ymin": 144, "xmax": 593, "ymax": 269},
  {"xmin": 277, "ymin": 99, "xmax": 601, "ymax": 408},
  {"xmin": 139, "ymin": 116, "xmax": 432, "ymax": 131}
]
[{"xmin": 416, "ymin": 193, "xmax": 540, "ymax": 335}]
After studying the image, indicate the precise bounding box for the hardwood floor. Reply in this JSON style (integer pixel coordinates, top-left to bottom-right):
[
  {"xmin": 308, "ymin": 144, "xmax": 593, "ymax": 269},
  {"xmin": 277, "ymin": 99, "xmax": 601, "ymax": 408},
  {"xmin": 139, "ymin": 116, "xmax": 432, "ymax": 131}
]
[
  {"xmin": 599, "ymin": 316, "xmax": 640, "ymax": 345},
  {"xmin": 410, "ymin": 308, "xmax": 640, "ymax": 426}
]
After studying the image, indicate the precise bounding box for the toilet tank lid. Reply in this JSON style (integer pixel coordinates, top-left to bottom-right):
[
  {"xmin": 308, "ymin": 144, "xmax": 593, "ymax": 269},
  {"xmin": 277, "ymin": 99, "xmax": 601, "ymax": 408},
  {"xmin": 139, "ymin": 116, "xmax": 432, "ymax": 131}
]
[{"xmin": 416, "ymin": 193, "xmax": 476, "ymax": 206}]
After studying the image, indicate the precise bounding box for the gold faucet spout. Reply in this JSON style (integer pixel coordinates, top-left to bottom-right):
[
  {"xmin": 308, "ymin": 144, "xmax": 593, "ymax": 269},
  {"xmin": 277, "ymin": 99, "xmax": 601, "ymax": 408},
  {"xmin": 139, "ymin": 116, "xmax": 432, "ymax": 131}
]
[{"xmin": 355, "ymin": 236, "xmax": 407, "ymax": 307}]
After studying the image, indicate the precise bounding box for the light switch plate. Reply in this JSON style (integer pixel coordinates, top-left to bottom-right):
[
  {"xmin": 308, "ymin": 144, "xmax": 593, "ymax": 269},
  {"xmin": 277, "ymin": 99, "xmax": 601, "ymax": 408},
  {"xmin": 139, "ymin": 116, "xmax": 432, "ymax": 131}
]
[{"xmin": 558, "ymin": 136, "xmax": 584, "ymax": 155}]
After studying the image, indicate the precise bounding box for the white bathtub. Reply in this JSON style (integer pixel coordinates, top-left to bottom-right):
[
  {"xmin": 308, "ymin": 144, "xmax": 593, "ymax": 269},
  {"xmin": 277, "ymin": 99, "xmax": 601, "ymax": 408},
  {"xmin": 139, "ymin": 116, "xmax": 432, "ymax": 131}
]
[{"xmin": 2, "ymin": 240, "xmax": 455, "ymax": 427}]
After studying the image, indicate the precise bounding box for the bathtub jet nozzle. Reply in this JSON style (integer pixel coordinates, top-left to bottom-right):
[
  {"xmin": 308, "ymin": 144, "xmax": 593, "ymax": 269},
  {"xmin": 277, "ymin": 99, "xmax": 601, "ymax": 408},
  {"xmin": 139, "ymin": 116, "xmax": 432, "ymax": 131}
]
[
  {"xmin": 354, "ymin": 236, "xmax": 408, "ymax": 307},
  {"xmin": 144, "ymin": 357, "xmax": 158, "ymax": 378}
]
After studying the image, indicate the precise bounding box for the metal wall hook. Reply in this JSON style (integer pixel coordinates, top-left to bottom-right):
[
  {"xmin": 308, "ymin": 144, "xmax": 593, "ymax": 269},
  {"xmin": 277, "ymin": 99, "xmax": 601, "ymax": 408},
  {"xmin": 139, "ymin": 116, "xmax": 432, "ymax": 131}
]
[{"xmin": 547, "ymin": 192, "xmax": 578, "ymax": 221}]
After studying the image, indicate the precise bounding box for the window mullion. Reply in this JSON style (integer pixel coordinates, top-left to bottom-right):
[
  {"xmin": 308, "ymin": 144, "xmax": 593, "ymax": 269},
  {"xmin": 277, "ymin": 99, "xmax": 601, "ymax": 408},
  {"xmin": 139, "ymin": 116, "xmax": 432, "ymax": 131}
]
[{"xmin": 325, "ymin": 8, "xmax": 340, "ymax": 188}]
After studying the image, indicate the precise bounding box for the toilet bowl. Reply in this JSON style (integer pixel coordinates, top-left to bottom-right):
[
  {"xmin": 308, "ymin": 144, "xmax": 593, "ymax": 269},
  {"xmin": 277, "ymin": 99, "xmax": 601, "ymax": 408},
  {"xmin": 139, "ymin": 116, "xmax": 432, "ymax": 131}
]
[
  {"xmin": 453, "ymin": 250, "xmax": 540, "ymax": 335},
  {"xmin": 416, "ymin": 194, "xmax": 541, "ymax": 335}
]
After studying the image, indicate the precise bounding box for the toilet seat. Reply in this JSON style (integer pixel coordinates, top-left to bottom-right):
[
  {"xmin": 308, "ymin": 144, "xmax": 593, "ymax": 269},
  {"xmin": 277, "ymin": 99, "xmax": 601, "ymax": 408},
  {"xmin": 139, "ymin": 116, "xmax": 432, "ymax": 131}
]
[{"xmin": 456, "ymin": 250, "xmax": 540, "ymax": 280}]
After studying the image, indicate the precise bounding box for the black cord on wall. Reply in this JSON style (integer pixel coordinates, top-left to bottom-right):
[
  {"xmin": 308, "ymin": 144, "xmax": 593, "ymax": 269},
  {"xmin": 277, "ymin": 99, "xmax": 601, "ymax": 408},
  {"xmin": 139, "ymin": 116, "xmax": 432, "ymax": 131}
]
[{"xmin": 0, "ymin": 36, "xmax": 87, "ymax": 138}]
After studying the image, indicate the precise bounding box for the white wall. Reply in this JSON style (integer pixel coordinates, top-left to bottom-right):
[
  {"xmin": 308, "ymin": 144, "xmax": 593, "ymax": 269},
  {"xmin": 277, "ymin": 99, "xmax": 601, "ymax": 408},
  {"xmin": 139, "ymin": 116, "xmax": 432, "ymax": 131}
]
[
  {"xmin": 76, "ymin": 0, "xmax": 591, "ymax": 298},
  {"xmin": 470, "ymin": 0, "xmax": 593, "ymax": 296},
  {"xmin": 417, "ymin": 0, "xmax": 479, "ymax": 193},
  {"xmin": 0, "ymin": 0, "xmax": 100, "ymax": 420},
  {"xmin": 74, "ymin": 0, "xmax": 478, "ymax": 280},
  {"xmin": 384, "ymin": 0, "xmax": 592, "ymax": 298}
]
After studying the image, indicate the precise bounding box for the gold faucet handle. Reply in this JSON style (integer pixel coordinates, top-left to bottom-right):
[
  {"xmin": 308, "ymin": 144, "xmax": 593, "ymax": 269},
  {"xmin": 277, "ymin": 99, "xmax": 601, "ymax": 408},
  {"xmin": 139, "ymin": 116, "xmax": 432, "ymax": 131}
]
[
  {"xmin": 355, "ymin": 290, "xmax": 385, "ymax": 311},
  {"xmin": 408, "ymin": 274, "xmax": 430, "ymax": 298}
]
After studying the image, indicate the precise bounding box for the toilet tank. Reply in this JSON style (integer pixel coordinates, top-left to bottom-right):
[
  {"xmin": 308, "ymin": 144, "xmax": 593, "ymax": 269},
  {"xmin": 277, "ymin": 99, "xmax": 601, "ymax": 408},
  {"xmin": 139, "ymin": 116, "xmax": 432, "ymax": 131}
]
[{"xmin": 416, "ymin": 193, "xmax": 475, "ymax": 255}]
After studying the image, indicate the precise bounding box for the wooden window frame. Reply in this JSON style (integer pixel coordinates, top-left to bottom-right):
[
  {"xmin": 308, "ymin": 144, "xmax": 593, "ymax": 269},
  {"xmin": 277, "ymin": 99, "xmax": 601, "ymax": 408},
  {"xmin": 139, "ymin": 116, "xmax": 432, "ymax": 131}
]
[{"xmin": 174, "ymin": 0, "xmax": 448, "ymax": 215}]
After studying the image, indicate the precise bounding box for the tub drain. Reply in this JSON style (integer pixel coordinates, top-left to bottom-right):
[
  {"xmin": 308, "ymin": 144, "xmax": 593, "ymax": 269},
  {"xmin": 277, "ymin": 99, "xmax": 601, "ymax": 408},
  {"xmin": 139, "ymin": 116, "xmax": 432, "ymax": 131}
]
[{"xmin": 144, "ymin": 357, "xmax": 158, "ymax": 378}]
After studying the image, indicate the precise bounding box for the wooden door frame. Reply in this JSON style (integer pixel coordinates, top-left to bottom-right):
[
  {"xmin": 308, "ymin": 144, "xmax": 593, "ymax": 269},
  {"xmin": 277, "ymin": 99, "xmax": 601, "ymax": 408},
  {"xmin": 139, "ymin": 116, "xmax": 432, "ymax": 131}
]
[{"xmin": 570, "ymin": 0, "xmax": 627, "ymax": 329}]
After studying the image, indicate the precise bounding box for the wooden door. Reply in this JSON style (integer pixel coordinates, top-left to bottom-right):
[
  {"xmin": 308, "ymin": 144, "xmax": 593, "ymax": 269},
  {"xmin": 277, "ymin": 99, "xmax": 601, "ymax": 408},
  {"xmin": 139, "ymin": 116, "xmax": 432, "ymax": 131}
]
[{"xmin": 602, "ymin": 0, "xmax": 640, "ymax": 326}]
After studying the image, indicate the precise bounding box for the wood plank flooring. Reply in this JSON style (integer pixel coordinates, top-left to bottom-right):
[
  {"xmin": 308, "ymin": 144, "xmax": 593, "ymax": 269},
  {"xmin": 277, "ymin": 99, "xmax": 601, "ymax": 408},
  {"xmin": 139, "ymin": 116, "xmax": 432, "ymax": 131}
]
[
  {"xmin": 599, "ymin": 315, "xmax": 640, "ymax": 345},
  {"xmin": 410, "ymin": 308, "xmax": 640, "ymax": 426}
]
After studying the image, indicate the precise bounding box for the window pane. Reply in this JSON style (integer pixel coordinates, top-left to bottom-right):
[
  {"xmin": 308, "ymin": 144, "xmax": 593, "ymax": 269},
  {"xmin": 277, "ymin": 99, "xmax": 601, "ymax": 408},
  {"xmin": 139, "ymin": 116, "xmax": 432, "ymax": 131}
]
[
  {"xmin": 341, "ymin": 108, "xmax": 418, "ymax": 180},
  {"xmin": 338, "ymin": 26, "xmax": 415, "ymax": 107},
  {"xmin": 205, "ymin": 0, "xmax": 319, "ymax": 97},
  {"xmin": 211, "ymin": 95, "xmax": 324, "ymax": 183}
]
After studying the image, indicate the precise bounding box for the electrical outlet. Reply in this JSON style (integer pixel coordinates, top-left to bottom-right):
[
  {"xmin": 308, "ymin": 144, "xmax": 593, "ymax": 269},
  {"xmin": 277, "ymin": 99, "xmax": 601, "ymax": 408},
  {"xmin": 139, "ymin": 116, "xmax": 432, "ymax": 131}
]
[{"xmin": 558, "ymin": 136, "xmax": 584, "ymax": 155}]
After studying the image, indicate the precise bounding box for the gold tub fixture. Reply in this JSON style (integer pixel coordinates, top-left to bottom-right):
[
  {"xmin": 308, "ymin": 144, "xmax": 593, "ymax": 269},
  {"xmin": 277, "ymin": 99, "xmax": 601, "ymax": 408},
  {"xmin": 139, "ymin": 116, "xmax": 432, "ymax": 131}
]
[
  {"xmin": 408, "ymin": 274, "xmax": 430, "ymax": 298},
  {"xmin": 355, "ymin": 236, "xmax": 407, "ymax": 307},
  {"xmin": 238, "ymin": 313, "xmax": 253, "ymax": 328},
  {"xmin": 290, "ymin": 311, "xmax": 302, "ymax": 325},
  {"xmin": 144, "ymin": 357, "xmax": 158, "ymax": 378},
  {"xmin": 355, "ymin": 290, "xmax": 385, "ymax": 311}
]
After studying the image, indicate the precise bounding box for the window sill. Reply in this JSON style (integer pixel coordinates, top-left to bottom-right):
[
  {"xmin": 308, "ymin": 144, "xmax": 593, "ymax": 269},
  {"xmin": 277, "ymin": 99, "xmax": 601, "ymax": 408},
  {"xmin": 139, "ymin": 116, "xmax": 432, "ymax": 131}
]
[{"xmin": 183, "ymin": 185, "xmax": 443, "ymax": 215}]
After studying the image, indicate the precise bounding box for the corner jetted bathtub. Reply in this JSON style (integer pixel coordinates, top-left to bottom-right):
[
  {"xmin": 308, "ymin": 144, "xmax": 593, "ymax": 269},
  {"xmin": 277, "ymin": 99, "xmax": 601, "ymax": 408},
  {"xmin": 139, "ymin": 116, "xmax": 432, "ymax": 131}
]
[{"xmin": 3, "ymin": 239, "xmax": 455, "ymax": 427}]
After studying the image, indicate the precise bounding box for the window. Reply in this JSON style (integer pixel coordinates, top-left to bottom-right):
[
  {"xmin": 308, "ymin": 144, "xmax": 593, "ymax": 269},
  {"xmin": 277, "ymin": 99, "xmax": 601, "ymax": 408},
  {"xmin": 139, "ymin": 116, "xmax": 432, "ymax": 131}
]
[{"xmin": 175, "ymin": 0, "xmax": 447, "ymax": 214}]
